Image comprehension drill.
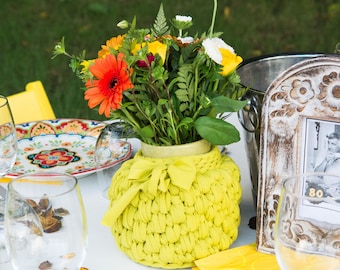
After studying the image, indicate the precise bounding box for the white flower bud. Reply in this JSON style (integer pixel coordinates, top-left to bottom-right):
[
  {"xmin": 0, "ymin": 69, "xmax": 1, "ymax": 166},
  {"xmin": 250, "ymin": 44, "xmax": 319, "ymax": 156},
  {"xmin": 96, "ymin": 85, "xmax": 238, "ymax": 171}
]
[
  {"xmin": 175, "ymin": 15, "xmax": 192, "ymax": 22},
  {"xmin": 117, "ymin": 20, "xmax": 129, "ymax": 29}
]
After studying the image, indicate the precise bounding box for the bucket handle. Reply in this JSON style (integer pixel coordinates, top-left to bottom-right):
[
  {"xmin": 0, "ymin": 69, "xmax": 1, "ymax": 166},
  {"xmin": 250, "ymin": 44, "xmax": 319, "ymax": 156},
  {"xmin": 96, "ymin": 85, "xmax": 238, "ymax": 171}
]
[{"xmin": 237, "ymin": 95, "xmax": 261, "ymax": 133}]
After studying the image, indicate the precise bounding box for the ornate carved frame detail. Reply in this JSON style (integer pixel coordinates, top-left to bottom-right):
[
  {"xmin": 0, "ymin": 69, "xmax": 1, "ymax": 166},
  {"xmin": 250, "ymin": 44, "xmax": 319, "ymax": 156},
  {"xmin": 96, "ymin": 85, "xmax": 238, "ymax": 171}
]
[{"xmin": 256, "ymin": 56, "xmax": 340, "ymax": 253}]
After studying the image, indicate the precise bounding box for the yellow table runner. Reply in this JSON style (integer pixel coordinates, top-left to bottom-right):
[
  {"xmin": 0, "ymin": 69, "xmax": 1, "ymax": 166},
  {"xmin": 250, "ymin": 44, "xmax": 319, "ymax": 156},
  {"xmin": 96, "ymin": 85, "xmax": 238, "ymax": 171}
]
[{"xmin": 193, "ymin": 243, "xmax": 280, "ymax": 270}]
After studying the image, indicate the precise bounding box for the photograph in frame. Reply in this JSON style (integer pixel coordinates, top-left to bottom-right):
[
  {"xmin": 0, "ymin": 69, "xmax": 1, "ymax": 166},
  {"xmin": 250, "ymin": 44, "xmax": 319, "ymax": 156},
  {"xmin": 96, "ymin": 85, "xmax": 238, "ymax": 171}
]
[{"xmin": 299, "ymin": 119, "xmax": 340, "ymax": 224}]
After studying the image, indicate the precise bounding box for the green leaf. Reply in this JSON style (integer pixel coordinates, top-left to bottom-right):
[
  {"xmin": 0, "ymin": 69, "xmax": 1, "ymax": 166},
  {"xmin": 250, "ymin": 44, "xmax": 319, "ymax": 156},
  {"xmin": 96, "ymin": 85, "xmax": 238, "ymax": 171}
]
[
  {"xmin": 175, "ymin": 89, "xmax": 189, "ymax": 101},
  {"xmin": 158, "ymin": 99, "xmax": 168, "ymax": 106},
  {"xmin": 178, "ymin": 117, "xmax": 194, "ymax": 129},
  {"xmin": 195, "ymin": 116, "xmax": 240, "ymax": 145},
  {"xmin": 180, "ymin": 117, "xmax": 194, "ymax": 125},
  {"xmin": 159, "ymin": 137, "xmax": 172, "ymax": 146},
  {"xmin": 167, "ymin": 126, "xmax": 176, "ymax": 141},
  {"xmin": 152, "ymin": 3, "xmax": 169, "ymax": 36},
  {"xmin": 140, "ymin": 125, "xmax": 154, "ymax": 138},
  {"xmin": 211, "ymin": 96, "xmax": 248, "ymax": 114},
  {"xmin": 179, "ymin": 103, "xmax": 188, "ymax": 112},
  {"xmin": 151, "ymin": 66, "xmax": 166, "ymax": 82},
  {"xmin": 177, "ymin": 83, "xmax": 188, "ymax": 89}
]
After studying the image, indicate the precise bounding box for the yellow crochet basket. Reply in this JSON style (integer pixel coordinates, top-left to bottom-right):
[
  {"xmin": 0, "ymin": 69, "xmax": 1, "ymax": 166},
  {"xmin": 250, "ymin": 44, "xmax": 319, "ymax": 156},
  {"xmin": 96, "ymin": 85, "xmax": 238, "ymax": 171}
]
[{"xmin": 102, "ymin": 143, "xmax": 242, "ymax": 269}]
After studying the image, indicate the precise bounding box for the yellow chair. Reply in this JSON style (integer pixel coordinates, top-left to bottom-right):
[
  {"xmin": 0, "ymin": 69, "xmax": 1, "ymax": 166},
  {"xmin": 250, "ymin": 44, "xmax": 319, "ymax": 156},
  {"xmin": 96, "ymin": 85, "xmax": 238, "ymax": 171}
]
[{"xmin": 7, "ymin": 80, "xmax": 56, "ymax": 124}]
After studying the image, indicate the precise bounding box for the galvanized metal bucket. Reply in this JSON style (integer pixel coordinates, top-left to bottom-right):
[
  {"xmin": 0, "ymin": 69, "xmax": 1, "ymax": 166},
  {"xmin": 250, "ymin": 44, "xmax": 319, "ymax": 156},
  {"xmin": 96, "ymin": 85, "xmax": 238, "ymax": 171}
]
[{"xmin": 237, "ymin": 53, "xmax": 323, "ymax": 207}]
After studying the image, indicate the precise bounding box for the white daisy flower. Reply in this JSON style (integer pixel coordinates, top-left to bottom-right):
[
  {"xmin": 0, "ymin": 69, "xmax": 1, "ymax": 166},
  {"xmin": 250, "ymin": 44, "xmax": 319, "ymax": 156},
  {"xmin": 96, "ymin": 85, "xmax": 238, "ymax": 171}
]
[{"xmin": 202, "ymin": 37, "xmax": 235, "ymax": 64}]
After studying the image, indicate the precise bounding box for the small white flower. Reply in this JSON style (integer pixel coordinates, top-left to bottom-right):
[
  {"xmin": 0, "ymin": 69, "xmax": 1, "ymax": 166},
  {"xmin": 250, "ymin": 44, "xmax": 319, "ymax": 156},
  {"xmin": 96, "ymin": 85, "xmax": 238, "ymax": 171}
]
[
  {"xmin": 202, "ymin": 37, "xmax": 235, "ymax": 64},
  {"xmin": 177, "ymin": 36, "xmax": 194, "ymax": 44},
  {"xmin": 175, "ymin": 15, "xmax": 192, "ymax": 22},
  {"xmin": 172, "ymin": 15, "xmax": 193, "ymax": 36}
]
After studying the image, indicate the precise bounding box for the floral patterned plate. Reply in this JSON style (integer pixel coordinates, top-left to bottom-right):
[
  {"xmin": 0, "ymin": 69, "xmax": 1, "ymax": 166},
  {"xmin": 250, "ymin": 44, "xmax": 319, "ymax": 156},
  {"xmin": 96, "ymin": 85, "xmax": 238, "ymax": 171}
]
[{"xmin": 8, "ymin": 119, "xmax": 132, "ymax": 179}]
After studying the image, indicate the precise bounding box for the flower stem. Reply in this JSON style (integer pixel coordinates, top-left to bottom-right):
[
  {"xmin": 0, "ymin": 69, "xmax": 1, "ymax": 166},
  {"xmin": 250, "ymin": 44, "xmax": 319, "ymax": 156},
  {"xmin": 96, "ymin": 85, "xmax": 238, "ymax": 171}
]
[
  {"xmin": 192, "ymin": 105, "xmax": 203, "ymax": 120},
  {"xmin": 193, "ymin": 64, "xmax": 199, "ymax": 112},
  {"xmin": 120, "ymin": 107, "xmax": 140, "ymax": 129},
  {"xmin": 167, "ymin": 109, "xmax": 180, "ymax": 144},
  {"xmin": 209, "ymin": 0, "xmax": 217, "ymax": 37}
]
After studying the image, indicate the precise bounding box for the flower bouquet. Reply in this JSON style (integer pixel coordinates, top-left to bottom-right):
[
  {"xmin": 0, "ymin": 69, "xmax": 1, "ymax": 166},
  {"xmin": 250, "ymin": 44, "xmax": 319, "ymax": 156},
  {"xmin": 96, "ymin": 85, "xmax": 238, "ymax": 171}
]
[
  {"xmin": 53, "ymin": 1, "xmax": 246, "ymax": 268},
  {"xmin": 53, "ymin": 1, "xmax": 247, "ymax": 147}
]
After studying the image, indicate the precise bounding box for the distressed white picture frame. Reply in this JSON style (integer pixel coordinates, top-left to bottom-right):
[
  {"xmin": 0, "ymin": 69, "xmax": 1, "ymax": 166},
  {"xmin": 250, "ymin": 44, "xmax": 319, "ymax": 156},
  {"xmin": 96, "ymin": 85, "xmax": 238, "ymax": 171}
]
[{"xmin": 256, "ymin": 56, "xmax": 340, "ymax": 253}]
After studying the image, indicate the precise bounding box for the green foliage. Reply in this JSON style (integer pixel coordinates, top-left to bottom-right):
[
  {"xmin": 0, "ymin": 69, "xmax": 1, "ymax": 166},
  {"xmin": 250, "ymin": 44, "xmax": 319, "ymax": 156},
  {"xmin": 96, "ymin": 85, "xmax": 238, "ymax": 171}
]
[
  {"xmin": 152, "ymin": 4, "xmax": 169, "ymax": 37},
  {"xmin": 2, "ymin": 0, "xmax": 337, "ymax": 138},
  {"xmin": 195, "ymin": 116, "xmax": 240, "ymax": 145},
  {"xmin": 210, "ymin": 96, "xmax": 248, "ymax": 114},
  {"xmin": 52, "ymin": 1, "xmax": 249, "ymax": 146}
]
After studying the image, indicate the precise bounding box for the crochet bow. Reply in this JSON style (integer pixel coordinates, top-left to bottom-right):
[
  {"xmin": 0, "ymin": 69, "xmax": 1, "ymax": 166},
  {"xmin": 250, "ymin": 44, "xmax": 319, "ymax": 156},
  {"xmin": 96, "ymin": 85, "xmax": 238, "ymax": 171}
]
[{"xmin": 102, "ymin": 155, "xmax": 196, "ymax": 224}]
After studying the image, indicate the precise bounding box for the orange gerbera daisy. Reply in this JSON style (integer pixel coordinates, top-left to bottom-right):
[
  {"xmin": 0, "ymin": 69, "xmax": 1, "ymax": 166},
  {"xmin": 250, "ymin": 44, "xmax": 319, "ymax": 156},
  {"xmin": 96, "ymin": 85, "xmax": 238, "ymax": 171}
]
[{"xmin": 84, "ymin": 53, "xmax": 133, "ymax": 117}]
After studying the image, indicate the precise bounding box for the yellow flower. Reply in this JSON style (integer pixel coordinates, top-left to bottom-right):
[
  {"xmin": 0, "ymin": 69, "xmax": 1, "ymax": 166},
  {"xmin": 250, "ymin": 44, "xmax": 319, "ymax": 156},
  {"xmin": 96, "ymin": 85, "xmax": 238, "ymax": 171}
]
[
  {"xmin": 80, "ymin": 60, "xmax": 94, "ymax": 73},
  {"xmin": 132, "ymin": 40, "xmax": 167, "ymax": 64},
  {"xmin": 98, "ymin": 35, "xmax": 125, "ymax": 58},
  {"xmin": 202, "ymin": 37, "xmax": 242, "ymax": 76},
  {"xmin": 219, "ymin": 48, "xmax": 243, "ymax": 76}
]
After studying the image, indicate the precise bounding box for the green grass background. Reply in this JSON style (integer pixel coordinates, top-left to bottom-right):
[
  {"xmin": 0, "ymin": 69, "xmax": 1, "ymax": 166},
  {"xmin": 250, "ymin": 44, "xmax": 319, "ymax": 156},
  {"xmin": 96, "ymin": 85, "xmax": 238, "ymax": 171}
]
[{"xmin": 1, "ymin": 0, "xmax": 339, "ymax": 121}]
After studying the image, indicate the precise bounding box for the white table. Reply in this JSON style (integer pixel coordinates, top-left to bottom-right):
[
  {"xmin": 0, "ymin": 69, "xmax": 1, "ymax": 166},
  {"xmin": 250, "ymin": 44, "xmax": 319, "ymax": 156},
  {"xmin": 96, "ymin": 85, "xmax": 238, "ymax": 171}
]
[{"xmin": 2, "ymin": 113, "xmax": 256, "ymax": 270}]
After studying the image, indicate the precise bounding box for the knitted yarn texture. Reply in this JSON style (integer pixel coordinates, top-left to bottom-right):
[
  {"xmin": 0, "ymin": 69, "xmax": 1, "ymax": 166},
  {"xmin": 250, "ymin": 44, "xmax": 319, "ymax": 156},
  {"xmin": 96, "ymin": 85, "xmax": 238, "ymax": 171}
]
[{"xmin": 102, "ymin": 146, "xmax": 242, "ymax": 269}]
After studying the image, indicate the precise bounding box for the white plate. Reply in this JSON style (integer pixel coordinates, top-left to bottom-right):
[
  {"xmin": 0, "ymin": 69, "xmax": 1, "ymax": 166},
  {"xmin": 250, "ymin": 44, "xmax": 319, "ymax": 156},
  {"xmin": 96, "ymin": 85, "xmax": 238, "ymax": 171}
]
[{"xmin": 8, "ymin": 119, "xmax": 132, "ymax": 178}]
